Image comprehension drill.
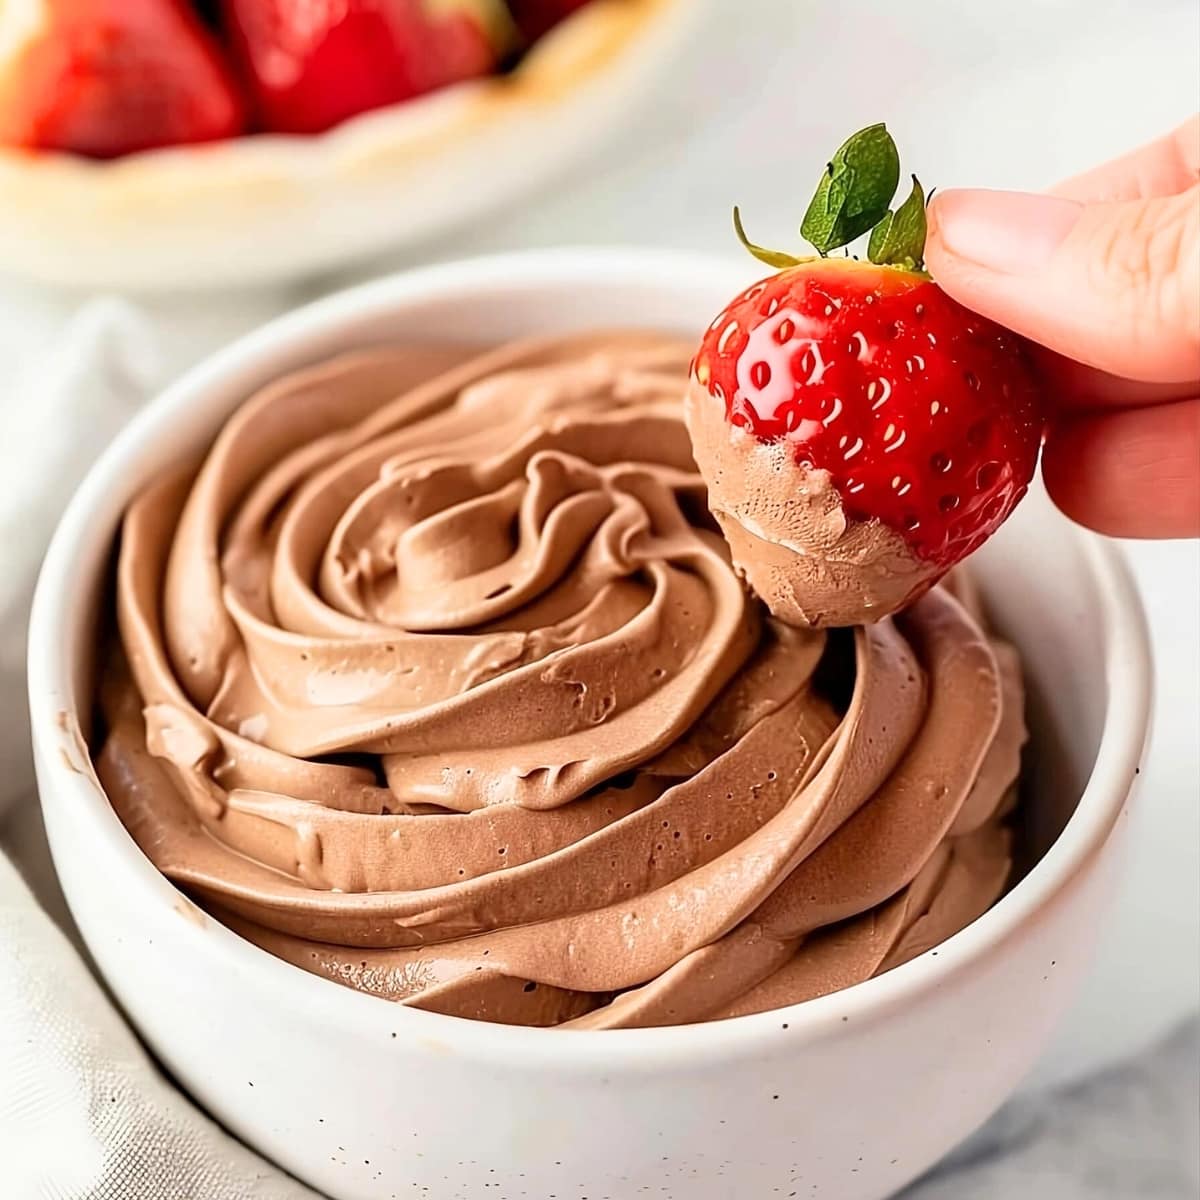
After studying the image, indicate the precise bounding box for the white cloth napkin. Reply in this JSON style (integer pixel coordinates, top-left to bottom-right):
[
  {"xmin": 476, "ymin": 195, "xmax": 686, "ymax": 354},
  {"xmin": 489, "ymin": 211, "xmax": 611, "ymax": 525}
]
[
  {"xmin": 0, "ymin": 855, "xmax": 319, "ymax": 1200},
  {"xmin": 0, "ymin": 299, "xmax": 1195, "ymax": 1200}
]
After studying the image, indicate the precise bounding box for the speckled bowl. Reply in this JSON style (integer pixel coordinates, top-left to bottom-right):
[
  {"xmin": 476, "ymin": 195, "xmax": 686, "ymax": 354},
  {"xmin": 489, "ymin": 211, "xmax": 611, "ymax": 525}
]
[{"xmin": 29, "ymin": 250, "xmax": 1152, "ymax": 1200}]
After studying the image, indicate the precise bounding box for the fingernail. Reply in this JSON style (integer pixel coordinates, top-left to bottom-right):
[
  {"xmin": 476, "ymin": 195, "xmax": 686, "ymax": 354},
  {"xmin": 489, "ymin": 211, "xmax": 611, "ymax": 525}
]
[{"xmin": 928, "ymin": 189, "xmax": 1083, "ymax": 274}]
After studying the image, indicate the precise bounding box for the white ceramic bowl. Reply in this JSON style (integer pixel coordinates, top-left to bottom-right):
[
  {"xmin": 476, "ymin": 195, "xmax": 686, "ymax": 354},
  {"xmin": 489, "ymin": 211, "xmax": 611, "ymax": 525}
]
[
  {"xmin": 29, "ymin": 250, "xmax": 1152, "ymax": 1200},
  {"xmin": 0, "ymin": 0, "xmax": 698, "ymax": 291}
]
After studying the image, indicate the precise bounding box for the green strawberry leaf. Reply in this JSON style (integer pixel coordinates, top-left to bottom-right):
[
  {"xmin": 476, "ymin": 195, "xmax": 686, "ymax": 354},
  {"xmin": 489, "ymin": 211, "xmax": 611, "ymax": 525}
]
[
  {"xmin": 867, "ymin": 175, "xmax": 928, "ymax": 270},
  {"xmin": 800, "ymin": 123, "xmax": 900, "ymax": 255},
  {"xmin": 733, "ymin": 207, "xmax": 804, "ymax": 269}
]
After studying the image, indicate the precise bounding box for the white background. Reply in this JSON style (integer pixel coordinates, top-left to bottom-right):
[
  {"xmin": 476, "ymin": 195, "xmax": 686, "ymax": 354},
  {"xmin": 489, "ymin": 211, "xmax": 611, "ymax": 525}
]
[{"xmin": 1, "ymin": 0, "xmax": 1197, "ymax": 1086}]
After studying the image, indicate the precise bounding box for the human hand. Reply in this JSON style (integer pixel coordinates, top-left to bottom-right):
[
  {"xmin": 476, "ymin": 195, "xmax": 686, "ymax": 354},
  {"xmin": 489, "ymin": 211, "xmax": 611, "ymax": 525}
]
[{"xmin": 925, "ymin": 116, "xmax": 1200, "ymax": 538}]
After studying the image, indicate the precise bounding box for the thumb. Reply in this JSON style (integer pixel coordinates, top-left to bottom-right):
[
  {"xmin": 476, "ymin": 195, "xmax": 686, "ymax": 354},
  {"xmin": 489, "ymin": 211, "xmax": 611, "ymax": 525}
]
[{"xmin": 925, "ymin": 185, "xmax": 1200, "ymax": 383}]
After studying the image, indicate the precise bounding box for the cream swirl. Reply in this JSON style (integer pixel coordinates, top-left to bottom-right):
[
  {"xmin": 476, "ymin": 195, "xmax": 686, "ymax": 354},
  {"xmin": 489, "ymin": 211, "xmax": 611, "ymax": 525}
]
[{"xmin": 96, "ymin": 334, "xmax": 1025, "ymax": 1028}]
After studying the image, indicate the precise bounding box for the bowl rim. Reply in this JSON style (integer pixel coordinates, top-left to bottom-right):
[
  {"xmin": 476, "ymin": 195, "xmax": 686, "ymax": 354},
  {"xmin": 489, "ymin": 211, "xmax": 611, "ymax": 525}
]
[{"xmin": 28, "ymin": 247, "xmax": 1153, "ymax": 1073}]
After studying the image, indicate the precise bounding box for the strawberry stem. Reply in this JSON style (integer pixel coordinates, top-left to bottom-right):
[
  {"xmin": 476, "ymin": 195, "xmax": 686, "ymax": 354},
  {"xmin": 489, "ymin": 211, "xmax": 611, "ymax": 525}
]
[
  {"xmin": 732, "ymin": 208, "xmax": 805, "ymax": 270},
  {"xmin": 800, "ymin": 123, "xmax": 899, "ymax": 255},
  {"xmin": 732, "ymin": 125, "xmax": 933, "ymax": 276},
  {"xmin": 867, "ymin": 175, "xmax": 928, "ymax": 271}
]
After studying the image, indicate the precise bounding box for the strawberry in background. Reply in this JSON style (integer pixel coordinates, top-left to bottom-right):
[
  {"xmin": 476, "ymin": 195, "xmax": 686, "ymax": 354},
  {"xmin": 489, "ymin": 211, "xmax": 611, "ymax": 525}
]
[
  {"xmin": 0, "ymin": 0, "xmax": 246, "ymax": 158},
  {"xmin": 507, "ymin": 0, "xmax": 592, "ymax": 41},
  {"xmin": 221, "ymin": 0, "xmax": 516, "ymax": 135}
]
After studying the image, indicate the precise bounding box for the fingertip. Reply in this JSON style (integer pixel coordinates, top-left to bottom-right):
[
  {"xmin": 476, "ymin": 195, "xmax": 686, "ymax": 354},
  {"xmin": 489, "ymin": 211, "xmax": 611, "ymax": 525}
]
[
  {"xmin": 927, "ymin": 183, "xmax": 1200, "ymax": 382},
  {"xmin": 923, "ymin": 188, "xmax": 1088, "ymax": 356},
  {"xmin": 925, "ymin": 190, "xmax": 991, "ymax": 282},
  {"xmin": 923, "ymin": 193, "xmax": 1012, "ymax": 320}
]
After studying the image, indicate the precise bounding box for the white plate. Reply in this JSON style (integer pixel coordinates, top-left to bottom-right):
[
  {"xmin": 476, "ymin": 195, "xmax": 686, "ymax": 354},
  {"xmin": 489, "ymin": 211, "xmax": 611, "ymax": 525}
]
[{"xmin": 0, "ymin": 0, "xmax": 698, "ymax": 291}]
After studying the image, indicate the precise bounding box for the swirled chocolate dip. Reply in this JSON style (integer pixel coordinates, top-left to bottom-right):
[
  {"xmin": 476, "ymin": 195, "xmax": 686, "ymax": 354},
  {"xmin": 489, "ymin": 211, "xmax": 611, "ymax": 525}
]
[{"xmin": 96, "ymin": 333, "xmax": 1025, "ymax": 1028}]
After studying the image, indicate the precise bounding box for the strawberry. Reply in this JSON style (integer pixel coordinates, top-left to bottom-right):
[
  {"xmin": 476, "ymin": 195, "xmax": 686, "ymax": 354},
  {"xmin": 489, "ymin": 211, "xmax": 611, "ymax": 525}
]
[
  {"xmin": 688, "ymin": 125, "xmax": 1045, "ymax": 624},
  {"xmin": 506, "ymin": 0, "xmax": 592, "ymax": 41},
  {"xmin": 220, "ymin": 0, "xmax": 515, "ymax": 135},
  {"xmin": 0, "ymin": 0, "xmax": 246, "ymax": 158}
]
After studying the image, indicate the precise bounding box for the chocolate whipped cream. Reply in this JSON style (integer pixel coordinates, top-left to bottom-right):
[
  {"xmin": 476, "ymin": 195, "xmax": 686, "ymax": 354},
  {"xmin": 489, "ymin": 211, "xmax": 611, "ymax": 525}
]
[
  {"xmin": 685, "ymin": 382, "xmax": 940, "ymax": 628},
  {"xmin": 96, "ymin": 333, "xmax": 1025, "ymax": 1028}
]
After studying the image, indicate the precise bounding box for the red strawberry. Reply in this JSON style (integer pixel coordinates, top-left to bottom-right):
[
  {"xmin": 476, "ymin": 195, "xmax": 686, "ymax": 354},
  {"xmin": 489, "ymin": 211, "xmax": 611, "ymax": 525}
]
[
  {"xmin": 687, "ymin": 125, "xmax": 1045, "ymax": 627},
  {"xmin": 507, "ymin": 0, "xmax": 592, "ymax": 41},
  {"xmin": 0, "ymin": 0, "xmax": 246, "ymax": 158},
  {"xmin": 220, "ymin": 0, "xmax": 515, "ymax": 135}
]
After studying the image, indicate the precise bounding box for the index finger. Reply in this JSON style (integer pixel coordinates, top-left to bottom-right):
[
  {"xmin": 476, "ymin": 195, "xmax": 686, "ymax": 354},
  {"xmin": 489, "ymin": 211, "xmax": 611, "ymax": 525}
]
[{"xmin": 1038, "ymin": 115, "xmax": 1200, "ymax": 406}]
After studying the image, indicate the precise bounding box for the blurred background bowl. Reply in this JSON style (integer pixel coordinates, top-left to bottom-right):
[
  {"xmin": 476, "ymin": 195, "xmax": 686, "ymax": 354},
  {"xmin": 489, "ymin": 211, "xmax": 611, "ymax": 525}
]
[{"xmin": 0, "ymin": 0, "xmax": 700, "ymax": 291}]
